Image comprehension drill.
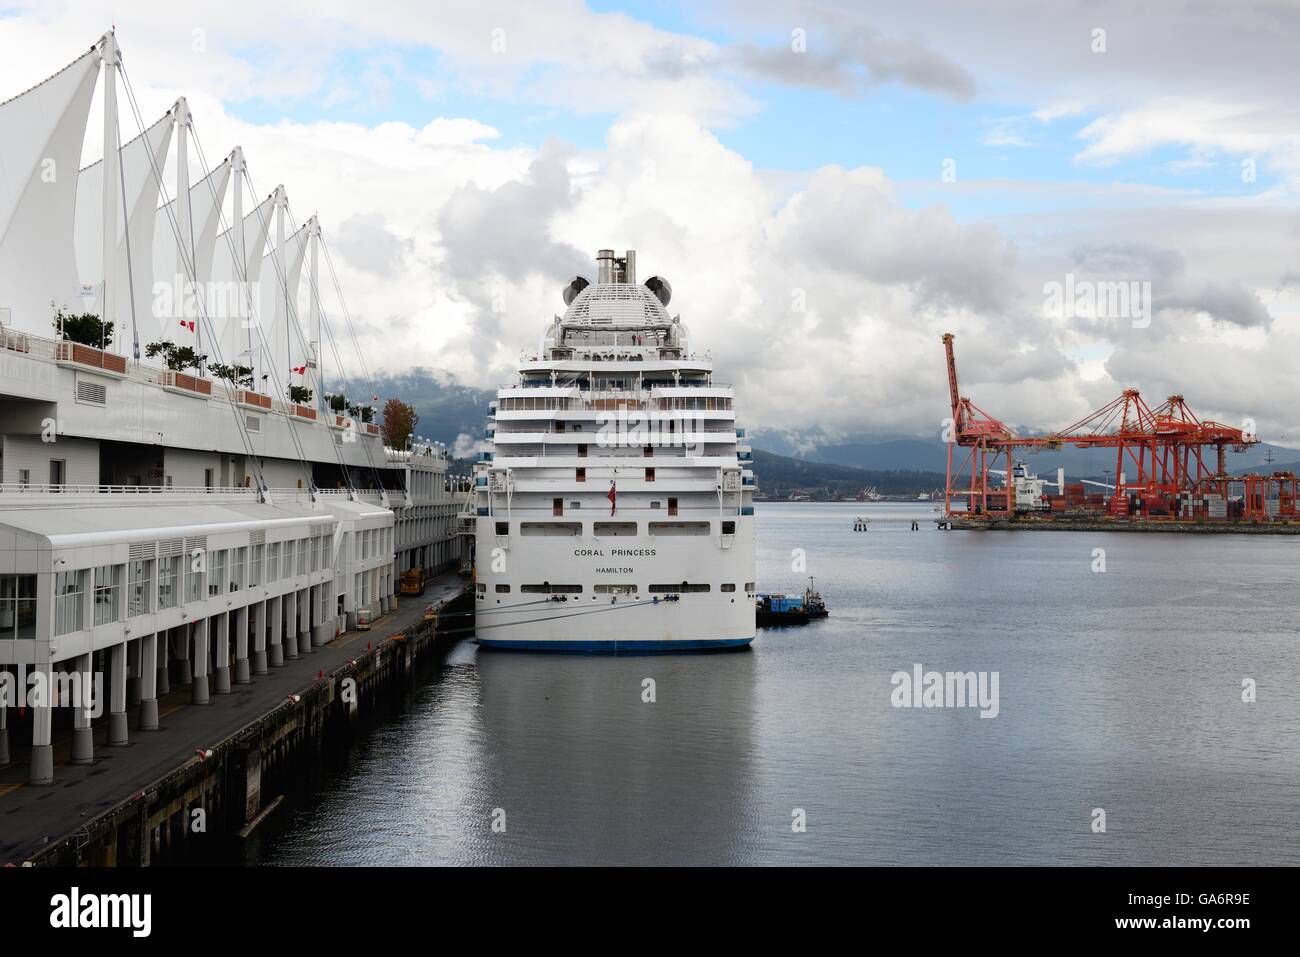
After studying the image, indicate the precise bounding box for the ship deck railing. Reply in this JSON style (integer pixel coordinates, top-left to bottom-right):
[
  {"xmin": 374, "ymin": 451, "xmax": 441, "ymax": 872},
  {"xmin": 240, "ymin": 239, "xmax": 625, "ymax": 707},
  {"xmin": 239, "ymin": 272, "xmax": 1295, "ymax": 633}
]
[
  {"xmin": 3, "ymin": 328, "xmax": 389, "ymax": 436},
  {"xmin": 0, "ymin": 484, "xmax": 391, "ymax": 505}
]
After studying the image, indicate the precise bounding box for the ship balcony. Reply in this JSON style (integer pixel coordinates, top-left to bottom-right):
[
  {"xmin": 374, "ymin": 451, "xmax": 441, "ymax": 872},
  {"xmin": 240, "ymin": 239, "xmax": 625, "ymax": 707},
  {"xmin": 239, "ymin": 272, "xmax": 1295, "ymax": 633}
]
[
  {"xmin": 505, "ymin": 477, "xmax": 738, "ymax": 494},
  {"xmin": 476, "ymin": 503, "xmax": 749, "ymax": 517},
  {"xmin": 490, "ymin": 431, "xmax": 739, "ymax": 446},
  {"xmin": 490, "ymin": 454, "xmax": 749, "ymax": 470}
]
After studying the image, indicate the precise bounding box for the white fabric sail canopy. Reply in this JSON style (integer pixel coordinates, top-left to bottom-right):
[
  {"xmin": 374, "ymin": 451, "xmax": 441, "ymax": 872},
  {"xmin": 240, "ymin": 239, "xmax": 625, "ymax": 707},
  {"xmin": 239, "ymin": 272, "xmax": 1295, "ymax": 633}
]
[
  {"xmin": 209, "ymin": 192, "xmax": 274, "ymax": 374},
  {"xmin": 75, "ymin": 111, "xmax": 173, "ymax": 354},
  {"xmin": 152, "ymin": 157, "xmax": 232, "ymax": 352},
  {"xmin": 0, "ymin": 47, "xmax": 100, "ymax": 334},
  {"xmin": 253, "ymin": 221, "xmax": 309, "ymax": 392}
]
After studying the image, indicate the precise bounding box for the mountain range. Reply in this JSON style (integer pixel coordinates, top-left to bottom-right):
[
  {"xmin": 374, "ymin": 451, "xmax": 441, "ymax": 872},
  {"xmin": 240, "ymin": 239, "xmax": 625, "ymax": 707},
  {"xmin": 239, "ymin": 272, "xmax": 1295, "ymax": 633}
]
[{"xmin": 362, "ymin": 370, "xmax": 1300, "ymax": 483}]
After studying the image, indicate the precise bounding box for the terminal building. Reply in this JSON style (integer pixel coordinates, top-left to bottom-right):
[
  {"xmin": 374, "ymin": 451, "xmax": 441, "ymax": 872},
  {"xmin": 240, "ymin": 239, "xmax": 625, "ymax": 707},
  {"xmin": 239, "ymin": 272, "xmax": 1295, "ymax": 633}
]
[{"xmin": 0, "ymin": 33, "xmax": 465, "ymax": 783}]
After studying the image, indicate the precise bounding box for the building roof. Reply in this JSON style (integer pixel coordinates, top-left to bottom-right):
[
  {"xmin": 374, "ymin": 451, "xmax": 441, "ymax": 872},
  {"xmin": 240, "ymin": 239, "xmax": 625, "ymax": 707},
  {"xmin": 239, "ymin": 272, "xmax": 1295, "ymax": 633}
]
[{"xmin": 0, "ymin": 497, "xmax": 332, "ymax": 549}]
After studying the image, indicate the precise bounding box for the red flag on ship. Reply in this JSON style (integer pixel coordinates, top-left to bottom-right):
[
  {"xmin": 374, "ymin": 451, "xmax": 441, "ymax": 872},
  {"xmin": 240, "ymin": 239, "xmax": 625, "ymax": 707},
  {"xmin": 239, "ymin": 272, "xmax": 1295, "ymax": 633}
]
[
  {"xmin": 179, "ymin": 319, "xmax": 195, "ymax": 333},
  {"xmin": 291, "ymin": 365, "xmax": 306, "ymax": 375},
  {"xmin": 608, "ymin": 481, "xmax": 617, "ymax": 515}
]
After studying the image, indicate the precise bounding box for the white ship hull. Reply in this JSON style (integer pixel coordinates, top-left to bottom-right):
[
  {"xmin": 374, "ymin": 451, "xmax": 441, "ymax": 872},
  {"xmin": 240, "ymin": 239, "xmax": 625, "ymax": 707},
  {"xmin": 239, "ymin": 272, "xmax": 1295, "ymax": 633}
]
[{"xmin": 474, "ymin": 520, "xmax": 756, "ymax": 651}]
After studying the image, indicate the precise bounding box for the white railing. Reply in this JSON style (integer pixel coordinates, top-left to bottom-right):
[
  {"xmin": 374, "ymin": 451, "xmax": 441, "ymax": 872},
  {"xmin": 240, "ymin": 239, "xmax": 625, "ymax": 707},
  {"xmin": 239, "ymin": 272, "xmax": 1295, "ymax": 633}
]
[
  {"xmin": 0, "ymin": 483, "xmax": 252, "ymax": 496},
  {"xmin": 2, "ymin": 327, "xmax": 391, "ymax": 437}
]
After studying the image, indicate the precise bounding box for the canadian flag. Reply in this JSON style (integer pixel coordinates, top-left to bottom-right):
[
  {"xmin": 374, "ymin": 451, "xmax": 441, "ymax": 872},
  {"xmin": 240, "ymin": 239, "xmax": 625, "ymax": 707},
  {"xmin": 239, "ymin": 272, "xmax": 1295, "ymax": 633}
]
[
  {"xmin": 607, "ymin": 481, "xmax": 617, "ymax": 515},
  {"xmin": 290, "ymin": 365, "xmax": 306, "ymax": 375},
  {"xmin": 179, "ymin": 319, "xmax": 195, "ymax": 333}
]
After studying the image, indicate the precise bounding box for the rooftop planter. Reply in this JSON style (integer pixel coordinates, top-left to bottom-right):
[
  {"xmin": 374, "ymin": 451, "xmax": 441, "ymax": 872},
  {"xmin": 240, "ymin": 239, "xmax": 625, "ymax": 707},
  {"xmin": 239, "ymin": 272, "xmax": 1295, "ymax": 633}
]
[
  {"xmin": 293, "ymin": 405, "xmax": 317, "ymax": 421},
  {"xmin": 55, "ymin": 341, "xmax": 127, "ymax": 376},
  {"xmin": 234, "ymin": 389, "xmax": 272, "ymax": 410},
  {"xmin": 160, "ymin": 370, "xmax": 212, "ymax": 396}
]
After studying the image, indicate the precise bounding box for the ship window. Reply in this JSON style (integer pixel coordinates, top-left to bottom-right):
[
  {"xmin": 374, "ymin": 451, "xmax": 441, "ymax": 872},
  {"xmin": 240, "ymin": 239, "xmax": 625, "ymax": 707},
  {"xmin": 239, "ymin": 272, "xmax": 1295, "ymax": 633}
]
[
  {"xmin": 576, "ymin": 467, "xmax": 586, "ymax": 482},
  {"xmin": 495, "ymin": 584, "xmax": 510, "ymax": 593},
  {"xmin": 721, "ymin": 583, "xmax": 736, "ymax": 592},
  {"xmin": 744, "ymin": 582, "xmax": 755, "ymax": 593},
  {"xmin": 521, "ymin": 583, "xmax": 583, "ymax": 594},
  {"xmin": 645, "ymin": 467, "xmax": 655, "ymax": 481},
  {"xmin": 495, "ymin": 522, "xmax": 509, "ymax": 535},
  {"xmin": 594, "ymin": 584, "xmax": 637, "ymax": 594},
  {"xmin": 593, "ymin": 522, "xmax": 636, "ymax": 536},
  {"xmin": 521, "ymin": 522, "xmax": 582, "ymax": 536},
  {"xmin": 649, "ymin": 521, "xmax": 709, "ymax": 536},
  {"xmin": 650, "ymin": 501, "xmax": 661, "ymax": 509},
  {"xmin": 649, "ymin": 583, "xmax": 710, "ymax": 593},
  {"xmin": 476, "ymin": 583, "xmax": 486, "ymax": 593},
  {"xmin": 721, "ymin": 521, "xmax": 736, "ymax": 535},
  {"xmin": 578, "ymin": 444, "xmax": 588, "ymax": 458}
]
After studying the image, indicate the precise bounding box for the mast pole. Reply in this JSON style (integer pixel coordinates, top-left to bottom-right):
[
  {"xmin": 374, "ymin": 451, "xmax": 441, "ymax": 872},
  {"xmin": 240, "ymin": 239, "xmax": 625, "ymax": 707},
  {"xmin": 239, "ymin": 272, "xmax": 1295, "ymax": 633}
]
[
  {"xmin": 101, "ymin": 31, "xmax": 120, "ymax": 352},
  {"xmin": 231, "ymin": 146, "xmax": 247, "ymax": 384},
  {"xmin": 174, "ymin": 96, "xmax": 195, "ymax": 366}
]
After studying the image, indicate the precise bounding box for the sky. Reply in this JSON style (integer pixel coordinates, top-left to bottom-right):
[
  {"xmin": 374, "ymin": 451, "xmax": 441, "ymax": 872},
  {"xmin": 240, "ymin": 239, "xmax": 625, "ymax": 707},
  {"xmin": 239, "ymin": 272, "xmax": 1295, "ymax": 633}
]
[{"xmin": 2, "ymin": 0, "xmax": 1298, "ymax": 447}]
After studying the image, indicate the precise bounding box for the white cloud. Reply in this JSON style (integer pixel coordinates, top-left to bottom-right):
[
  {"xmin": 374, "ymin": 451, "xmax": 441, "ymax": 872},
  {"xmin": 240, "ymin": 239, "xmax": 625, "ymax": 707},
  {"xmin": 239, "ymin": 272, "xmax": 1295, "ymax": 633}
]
[{"xmin": 3, "ymin": 2, "xmax": 1298, "ymax": 445}]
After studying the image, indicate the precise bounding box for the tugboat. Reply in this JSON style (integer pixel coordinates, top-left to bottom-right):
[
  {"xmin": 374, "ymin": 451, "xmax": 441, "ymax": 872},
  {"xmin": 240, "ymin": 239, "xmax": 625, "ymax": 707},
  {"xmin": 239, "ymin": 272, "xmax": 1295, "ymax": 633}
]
[{"xmin": 756, "ymin": 577, "xmax": 830, "ymax": 627}]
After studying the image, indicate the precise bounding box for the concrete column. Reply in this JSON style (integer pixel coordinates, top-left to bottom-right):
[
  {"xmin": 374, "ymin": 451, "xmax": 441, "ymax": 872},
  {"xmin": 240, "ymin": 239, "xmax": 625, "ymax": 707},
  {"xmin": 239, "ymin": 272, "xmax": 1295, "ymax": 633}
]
[
  {"xmin": 127, "ymin": 637, "xmax": 142, "ymax": 707},
  {"xmin": 297, "ymin": 587, "xmax": 312, "ymax": 654},
  {"xmin": 71, "ymin": 653, "xmax": 94, "ymax": 764},
  {"xmin": 108, "ymin": 641, "xmax": 129, "ymax": 746},
  {"xmin": 253, "ymin": 599, "xmax": 269, "ymax": 674},
  {"xmin": 192, "ymin": 618, "xmax": 210, "ymax": 705},
  {"xmin": 30, "ymin": 662, "xmax": 54, "ymax": 785},
  {"xmin": 0, "ymin": 690, "xmax": 9, "ymax": 766},
  {"xmin": 234, "ymin": 605, "xmax": 251, "ymax": 684},
  {"xmin": 140, "ymin": 632, "xmax": 159, "ymax": 731},
  {"xmin": 311, "ymin": 584, "xmax": 326, "ymax": 647},
  {"xmin": 157, "ymin": 627, "xmax": 170, "ymax": 695},
  {"xmin": 176, "ymin": 625, "xmax": 192, "ymax": 685},
  {"xmin": 284, "ymin": 590, "xmax": 299, "ymax": 659},
  {"xmin": 269, "ymin": 595, "xmax": 284, "ymax": 667},
  {"xmin": 213, "ymin": 612, "xmax": 231, "ymax": 694}
]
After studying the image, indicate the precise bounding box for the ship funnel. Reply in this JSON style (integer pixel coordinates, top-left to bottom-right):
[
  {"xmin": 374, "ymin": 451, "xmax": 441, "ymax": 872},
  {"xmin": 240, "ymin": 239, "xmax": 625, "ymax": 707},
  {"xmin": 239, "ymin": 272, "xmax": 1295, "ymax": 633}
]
[
  {"xmin": 595, "ymin": 248, "xmax": 637, "ymax": 284},
  {"xmin": 596, "ymin": 249, "xmax": 616, "ymax": 283}
]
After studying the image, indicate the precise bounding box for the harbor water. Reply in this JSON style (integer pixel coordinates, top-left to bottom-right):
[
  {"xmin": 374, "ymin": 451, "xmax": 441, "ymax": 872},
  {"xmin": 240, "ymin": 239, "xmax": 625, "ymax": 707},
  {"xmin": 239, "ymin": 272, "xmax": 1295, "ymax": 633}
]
[{"xmin": 248, "ymin": 503, "xmax": 1300, "ymax": 865}]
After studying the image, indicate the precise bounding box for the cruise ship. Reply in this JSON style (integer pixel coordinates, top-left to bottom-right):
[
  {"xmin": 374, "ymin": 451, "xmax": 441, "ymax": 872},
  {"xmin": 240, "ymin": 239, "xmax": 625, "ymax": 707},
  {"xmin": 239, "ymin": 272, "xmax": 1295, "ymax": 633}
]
[
  {"xmin": 468, "ymin": 249, "xmax": 756, "ymax": 652},
  {"xmin": 0, "ymin": 34, "xmax": 464, "ymax": 785}
]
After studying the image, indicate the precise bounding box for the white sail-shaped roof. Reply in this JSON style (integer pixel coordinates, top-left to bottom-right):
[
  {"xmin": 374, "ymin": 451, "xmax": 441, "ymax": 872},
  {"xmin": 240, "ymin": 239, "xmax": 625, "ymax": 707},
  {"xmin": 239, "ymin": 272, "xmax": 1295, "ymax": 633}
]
[
  {"xmin": 151, "ymin": 158, "xmax": 231, "ymax": 349},
  {"xmin": 209, "ymin": 192, "xmax": 274, "ymax": 371},
  {"xmin": 0, "ymin": 47, "xmax": 100, "ymax": 334},
  {"xmin": 254, "ymin": 222, "xmax": 309, "ymax": 386},
  {"xmin": 75, "ymin": 111, "xmax": 173, "ymax": 352}
]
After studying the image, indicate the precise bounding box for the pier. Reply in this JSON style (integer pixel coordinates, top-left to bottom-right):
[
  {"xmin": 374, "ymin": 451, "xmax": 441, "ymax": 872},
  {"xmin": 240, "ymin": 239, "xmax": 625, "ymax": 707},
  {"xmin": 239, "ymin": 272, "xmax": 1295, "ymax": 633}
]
[{"xmin": 0, "ymin": 572, "xmax": 470, "ymax": 866}]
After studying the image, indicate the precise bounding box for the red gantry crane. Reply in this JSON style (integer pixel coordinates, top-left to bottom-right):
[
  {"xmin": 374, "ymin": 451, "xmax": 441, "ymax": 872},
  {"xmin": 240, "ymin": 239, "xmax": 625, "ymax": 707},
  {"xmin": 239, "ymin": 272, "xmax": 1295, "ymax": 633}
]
[{"xmin": 941, "ymin": 333, "xmax": 1279, "ymax": 523}]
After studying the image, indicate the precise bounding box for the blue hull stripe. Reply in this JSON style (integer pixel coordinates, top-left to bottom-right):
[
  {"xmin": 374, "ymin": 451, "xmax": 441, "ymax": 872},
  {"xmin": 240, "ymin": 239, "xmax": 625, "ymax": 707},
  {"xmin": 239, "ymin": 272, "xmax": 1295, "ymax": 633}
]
[{"xmin": 475, "ymin": 636, "xmax": 754, "ymax": 654}]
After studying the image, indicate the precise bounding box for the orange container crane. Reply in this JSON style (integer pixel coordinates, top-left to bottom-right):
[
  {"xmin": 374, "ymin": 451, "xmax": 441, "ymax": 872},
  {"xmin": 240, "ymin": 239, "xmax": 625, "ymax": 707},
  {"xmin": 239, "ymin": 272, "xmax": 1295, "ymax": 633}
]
[
  {"xmin": 941, "ymin": 333, "xmax": 1259, "ymax": 521},
  {"xmin": 942, "ymin": 333, "xmax": 1042, "ymax": 515}
]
